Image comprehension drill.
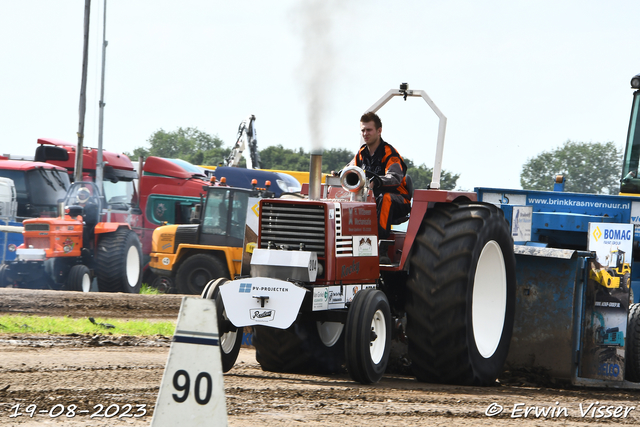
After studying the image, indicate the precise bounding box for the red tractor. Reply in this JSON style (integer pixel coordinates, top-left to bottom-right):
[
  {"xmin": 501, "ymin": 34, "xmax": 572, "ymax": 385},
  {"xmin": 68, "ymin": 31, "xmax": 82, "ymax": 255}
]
[
  {"xmin": 206, "ymin": 84, "xmax": 517, "ymax": 385},
  {"xmin": 5, "ymin": 181, "xmax": 142, "ymax": 292}
]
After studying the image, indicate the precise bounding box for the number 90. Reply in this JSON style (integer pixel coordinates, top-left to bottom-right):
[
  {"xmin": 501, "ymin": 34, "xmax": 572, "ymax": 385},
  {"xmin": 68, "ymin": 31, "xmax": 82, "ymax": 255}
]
[{"xmin": 172, "ymin": 370, "xmax": 213, "ymax": 405}]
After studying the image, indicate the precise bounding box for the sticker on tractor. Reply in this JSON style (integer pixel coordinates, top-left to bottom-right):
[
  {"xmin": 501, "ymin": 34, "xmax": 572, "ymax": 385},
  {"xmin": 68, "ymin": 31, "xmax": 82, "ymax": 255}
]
[
  {"xmin": 511, "ymin": 206, "xmax": 532, "ymax": 242},
  {"xmin": 162, "ymin": 257, "xmax": 170, "ymax": 266},
  {"xmin": 352, "ymin": 235, "xmax": 377, "ymax": 257},
  {"xmin": 581, "ymin": 222, "xmax": 633, "ymax": 381},
  {"xmin": 63, "ymin": 238, "xmax": 74, "ymax": 253},
  {"xmin": 249, "ymin": 309, "xmax": 275, "ymax": 322},
  {"xmin": 312, "ymin": 287, "xmax": 328, "ymax": 311}
]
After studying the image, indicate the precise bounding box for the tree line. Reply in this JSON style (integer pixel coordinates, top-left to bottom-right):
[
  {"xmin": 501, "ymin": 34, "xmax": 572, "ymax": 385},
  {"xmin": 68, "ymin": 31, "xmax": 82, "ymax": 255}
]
[
  {"xmin": 129, "ymin": 128, "xmax": 623, "ymax": 193},
  {"xmin": 127, "ymin": 127, "xmax": 461, "ymax": 190}
]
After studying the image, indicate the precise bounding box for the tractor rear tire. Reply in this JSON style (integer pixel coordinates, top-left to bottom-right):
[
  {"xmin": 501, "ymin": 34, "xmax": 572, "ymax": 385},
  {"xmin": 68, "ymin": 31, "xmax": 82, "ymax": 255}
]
[
  {"xmin": 67, "ymin": 265, "xmax": 91, "ymax": 292},
  {"xmin": 202, "ymin": 278, "xmax": 243, "ymax": 372},
  {"xmin": 176, "ymin": 254, "xmax": 228, "ymax": 295},
  {"xmin": 253, "ymin": 321, "xmax": 345, "ymax": 374},
  {"xmin": 95, "ymin": 228, "xmax": 142, "ymax": 293},
  {"xmin": 405, "ymin": 201, "xmax": 516, "ymax": 386},
  {"xmin": 344, "ymin": 288, "xmax": 392, "ymax": 384},
  {"xmin": 626, "ymin": 303, "xmax": 640, "ymax": 382}
]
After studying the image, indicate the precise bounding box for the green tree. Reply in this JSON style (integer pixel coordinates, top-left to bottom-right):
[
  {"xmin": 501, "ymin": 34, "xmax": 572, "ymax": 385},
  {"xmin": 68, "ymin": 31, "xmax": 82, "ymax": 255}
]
[
  {"xmin": 406, "ymin": 164, "xmax": 460, "ymax": 190},
  {"xmin": 259, "ymin": 145, "xmax": 310, "ymax": 171},
  {"xmin": 259, "ymin": 146, "xmax": 355, "ymax": 173},
  {"xmin": 520, "ymin": 140, "xmax": 622, "ymax": 194},
  {"xmin": 127, "ymin": 127, "xmax": 230, "ymax": 166}
]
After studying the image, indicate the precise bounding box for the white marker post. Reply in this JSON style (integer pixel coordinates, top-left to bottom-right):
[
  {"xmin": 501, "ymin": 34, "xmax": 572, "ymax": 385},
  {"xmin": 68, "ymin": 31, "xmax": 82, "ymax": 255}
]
[{"xmin": 151, "ymin": 297, "xmax": 227, "ymax": 426}]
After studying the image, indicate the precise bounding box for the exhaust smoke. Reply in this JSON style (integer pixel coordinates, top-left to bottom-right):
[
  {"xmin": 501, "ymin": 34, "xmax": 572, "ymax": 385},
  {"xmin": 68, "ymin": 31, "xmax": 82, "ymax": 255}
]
[{"xmin": 292, "ymin": 0, "xmax": 349, "ymax": 197}]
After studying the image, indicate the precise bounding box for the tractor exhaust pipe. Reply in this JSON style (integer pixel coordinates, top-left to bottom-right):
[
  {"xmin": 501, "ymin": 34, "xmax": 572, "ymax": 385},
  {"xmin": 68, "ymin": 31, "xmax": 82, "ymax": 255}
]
[{"xmin": 309, "ymin": 151, "xmax": 322, "ymax": 200}]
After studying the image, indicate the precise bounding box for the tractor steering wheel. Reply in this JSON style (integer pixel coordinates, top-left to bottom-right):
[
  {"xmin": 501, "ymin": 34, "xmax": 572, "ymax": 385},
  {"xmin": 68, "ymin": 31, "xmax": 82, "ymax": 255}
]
[{"xmin": 364, "ymin": 170, "xmax": 382, "ymax": 190}]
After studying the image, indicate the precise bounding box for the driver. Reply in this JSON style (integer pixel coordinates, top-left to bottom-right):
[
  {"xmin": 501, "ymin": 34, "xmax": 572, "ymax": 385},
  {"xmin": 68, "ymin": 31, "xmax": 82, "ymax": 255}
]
[
  {"xmin": 76, "ymin": 186, "xmax": 91, "ymax": 205},
  {"xmin": 347, "ymin": 111, "xmax": 411, "ymax": 239}
]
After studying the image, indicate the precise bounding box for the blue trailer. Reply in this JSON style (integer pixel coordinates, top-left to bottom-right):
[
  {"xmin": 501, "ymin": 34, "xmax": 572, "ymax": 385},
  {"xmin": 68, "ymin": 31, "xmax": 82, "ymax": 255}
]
[{"xmin": 475, "ymin": 73, "xmax": 640, "ymax": 387}]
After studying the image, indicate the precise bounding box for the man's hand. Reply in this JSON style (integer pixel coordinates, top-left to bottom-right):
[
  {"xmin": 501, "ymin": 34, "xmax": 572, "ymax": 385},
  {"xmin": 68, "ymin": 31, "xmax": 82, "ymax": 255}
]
[{"xmin": 369, "ymin": 174, "xmax": 382, "ymax": 189}]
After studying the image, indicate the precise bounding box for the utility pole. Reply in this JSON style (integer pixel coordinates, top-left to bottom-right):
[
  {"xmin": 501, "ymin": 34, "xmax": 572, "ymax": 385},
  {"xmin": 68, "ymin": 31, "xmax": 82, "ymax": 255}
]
[
  {"xmin": 76, "ymin": 0, "xmax": 91, "ymax": 183},
  {"xmin": 96, "ymin": 0, "xmax": 108, "ymax": 189}
]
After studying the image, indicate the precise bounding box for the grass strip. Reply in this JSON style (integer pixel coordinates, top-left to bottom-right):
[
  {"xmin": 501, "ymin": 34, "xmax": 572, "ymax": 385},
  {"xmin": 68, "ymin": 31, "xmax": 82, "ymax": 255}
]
[{"xmin": 0, "ymin": 315, "xmax": 176, "ymax": 336}]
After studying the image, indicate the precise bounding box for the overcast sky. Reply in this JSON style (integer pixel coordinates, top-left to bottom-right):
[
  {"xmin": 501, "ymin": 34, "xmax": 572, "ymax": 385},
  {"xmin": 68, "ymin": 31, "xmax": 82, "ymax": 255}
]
[{"xmin": 2, "ymin": 1, "xmax": 639, "ymax": 191}]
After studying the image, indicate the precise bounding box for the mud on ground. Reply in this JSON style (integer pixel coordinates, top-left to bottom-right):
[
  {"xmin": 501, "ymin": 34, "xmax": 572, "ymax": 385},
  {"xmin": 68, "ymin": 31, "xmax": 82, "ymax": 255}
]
[{"xmin": 1, "ymin": 288, "xmax": 640, "ymax": 426}]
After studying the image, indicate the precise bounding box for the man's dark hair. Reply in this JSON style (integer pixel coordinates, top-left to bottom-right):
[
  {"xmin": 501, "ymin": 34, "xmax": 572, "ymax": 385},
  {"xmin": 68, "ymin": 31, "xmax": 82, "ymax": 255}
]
[{"xmin": 360, "ymin": 111, "xmax": 382, "ymax": 129}]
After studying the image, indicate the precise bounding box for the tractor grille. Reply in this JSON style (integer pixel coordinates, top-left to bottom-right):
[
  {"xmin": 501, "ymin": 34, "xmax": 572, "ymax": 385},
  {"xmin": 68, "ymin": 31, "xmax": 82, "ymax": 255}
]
[
  {"xmin": 335, "ymin": 203, "xmax": 353, "ymax": 257},
  {"xmin": 25, "ymin": 224, "xmax": 49, "ymax": 232},
  {"xmin": 26, "ymin": 237, "xmax": 49, "ymax": 249},
  {"xmin": 260, "ymin": 202, "xmax": 326, "ymax": 256}
]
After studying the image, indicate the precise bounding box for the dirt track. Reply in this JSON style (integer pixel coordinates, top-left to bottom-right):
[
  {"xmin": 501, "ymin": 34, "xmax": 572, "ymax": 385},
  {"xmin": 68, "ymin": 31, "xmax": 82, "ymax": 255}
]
[{"xmin": 1, "ymin": 288, "xmax": 640, "ymax": 426}]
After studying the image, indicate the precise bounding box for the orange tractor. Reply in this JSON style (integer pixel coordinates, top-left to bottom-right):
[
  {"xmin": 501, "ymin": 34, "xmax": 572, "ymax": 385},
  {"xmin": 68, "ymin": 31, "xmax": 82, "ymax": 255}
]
[{"xmin": 5, "ymin": 181, "xmax": 142, "ymax": 292}]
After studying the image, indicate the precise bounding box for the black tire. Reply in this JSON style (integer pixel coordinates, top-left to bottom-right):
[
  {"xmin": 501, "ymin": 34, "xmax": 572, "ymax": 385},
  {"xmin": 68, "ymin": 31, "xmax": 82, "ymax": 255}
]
[
  {"xmin": 95, "ymin": 228, "xmax": 142, "ymax": 293},
  {"xmin": 253, "ymin": 321, "xmax": 345, "ymax": 374},
  {"xmin": 344, "ymin": 289, "xmax": 392, "ymax": 384},
  {"xmin": 150, "ymin": 273, "xmax": 175, "ymax": 294},
  {"xmin": 67, "ymin": 265, "xmax": 91, "ymax": 292},
  {"xmin": 202, "ymin": 278, "xmax": 242, "ymax": 373},
  {"xmin": 176, "ymin": 253, "xmax": 228, "ymax": 295},
  {"xmin": 626, "ymin": 303, "xmax": 640, "ymax": 382},
  {"xmin": 0, "ymin": 264, "xmax": 9, "ymax": 287},
  {"xmin": 405, "ymin": 201, "xmax": 516, "ymax": 386}
]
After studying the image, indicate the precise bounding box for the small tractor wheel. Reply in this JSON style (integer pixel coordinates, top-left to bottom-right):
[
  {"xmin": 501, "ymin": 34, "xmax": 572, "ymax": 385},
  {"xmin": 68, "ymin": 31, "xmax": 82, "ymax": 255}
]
[
  {"xmin": 344, "ymin": 288, "xmax": 392, "ymax": 384},
  {"xmin": 150, "ymin": 274, "xmax": 174, "ymax": 293},
  {"xmin": 176, "ymin": 254, "xmax": 228, "ymax": 295},
  {"xmin": 202, "ymin": 278, "xmax": 243, "ymax": 372},
  {"xmin": 0, "ymin": 264, "xmax": 9, "ymax": 287},
  {"xmin": 95, "ymin": 228, "xmax": 142, "ymax": 293},
  {"xmin": 405, "ymin": 201, "xmax": 516, "ymax": 386},
  {"xmin": 253, "ymin": 321, "xmax": 345, "ymax": 374},
  {"xmin": 67, "ymin": 265, "xmax": 92, "ymax": 292},
  {"xmin": 626, "ymin": 303, "xmax": 640, "ymax": 381}
]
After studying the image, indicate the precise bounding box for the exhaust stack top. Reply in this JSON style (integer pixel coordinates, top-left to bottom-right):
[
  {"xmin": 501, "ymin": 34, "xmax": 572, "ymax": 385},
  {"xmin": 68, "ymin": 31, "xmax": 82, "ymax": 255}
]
[{"xmin": 309, "ymin": 152, "xmax": 322, "ymax": 200}]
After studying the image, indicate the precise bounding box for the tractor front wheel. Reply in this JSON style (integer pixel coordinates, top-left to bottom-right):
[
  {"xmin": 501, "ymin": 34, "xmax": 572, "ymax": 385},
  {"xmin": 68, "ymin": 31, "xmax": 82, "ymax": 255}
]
[
  {"xmin": 202, "ymin": 278, "xmax": 243, "ymax": 372},
  {"xmin": 405, "ymin": 201, "xmax": 516, "ymax": 386},
  {"xmin": 95, "ymin": 228, "xmax": 142, "ymax": 293},
  {"xmin": 67, "ymin": 265, "xmax": 91, "ymax": 292},
  {"xmin": 176, "ymin": 254, "xmax": 228, "ymax": 295},
  {"xmin": 344, "ymin": 288, "xmax": 392, "ymax": 384}
]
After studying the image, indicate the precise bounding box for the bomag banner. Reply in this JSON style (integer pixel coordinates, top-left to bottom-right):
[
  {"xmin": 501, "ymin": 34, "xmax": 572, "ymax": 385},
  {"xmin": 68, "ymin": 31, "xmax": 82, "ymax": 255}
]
[{"xmin": 581, "ymin": 223, "xmax": 633, "ymax": 381}]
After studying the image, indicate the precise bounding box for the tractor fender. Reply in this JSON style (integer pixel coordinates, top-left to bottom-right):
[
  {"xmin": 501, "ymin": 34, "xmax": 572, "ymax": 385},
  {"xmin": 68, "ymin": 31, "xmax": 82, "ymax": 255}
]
[
  {"xmin": 173, "ymin": 245, "xmax": 243, "ymax": 278},
  {"xmin": 399, "ymin": 191, "xmax": 475, "ymax": 268},
  {"xmin": 94, "ymin": 222, "xmax": 131, "ymax": 235}
]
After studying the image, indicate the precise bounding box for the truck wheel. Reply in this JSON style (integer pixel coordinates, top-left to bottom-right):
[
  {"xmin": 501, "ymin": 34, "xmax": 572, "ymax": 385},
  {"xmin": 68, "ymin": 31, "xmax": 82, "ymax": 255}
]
[
  {"xmin": 344, "ymin": 288, "xmax": 391, "ymax": 384},
  {"xmin": 176, "ymin": 254, "xmax": 227, "ymax": 295},
  {"xmin": 253, "ymin": 321, "xmax": 345, "ymax": 374},
  {"xmin": 67, "ymin": 265, "xmax": 91, "ymax": 292},
  {"xmin": 405, "ymin": 202, "xmax": 516, "ymax": 386},
  {"xmin": 202, "ymin": 278, "xmax": 242, "ymax": 372},
  {"xmin": 626, "ymin": 304, "xmax": 640, "ymax": 381},
  {"xmin": 95, "ymin": 228, "xmax": 142, "ymax": 293}
]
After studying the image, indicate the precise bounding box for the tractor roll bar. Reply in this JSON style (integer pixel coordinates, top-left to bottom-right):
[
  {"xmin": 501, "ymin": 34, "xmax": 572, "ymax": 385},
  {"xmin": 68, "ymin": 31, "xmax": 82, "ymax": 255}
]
[{"xmin": 365, "ymin": 84, "xmax": 447, "ymax": 190}]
